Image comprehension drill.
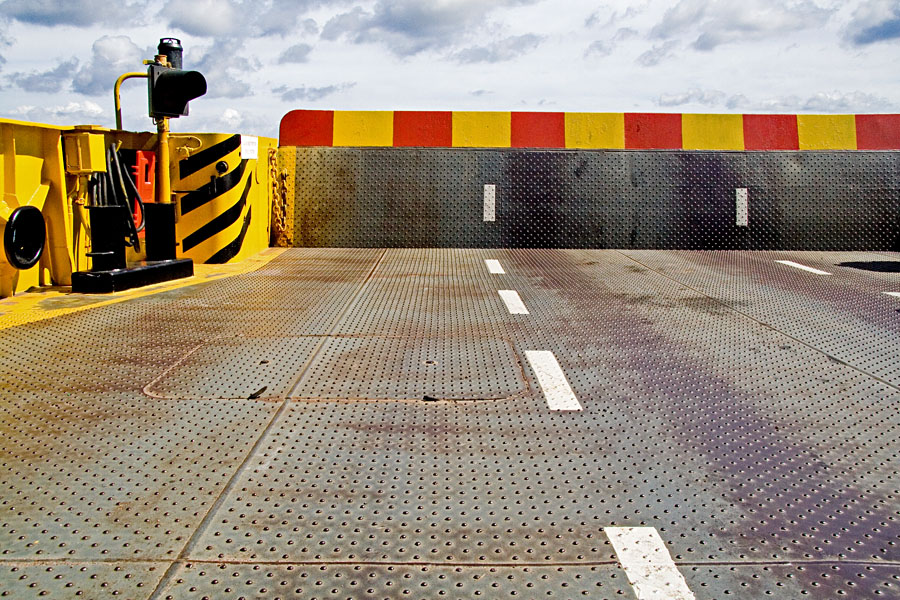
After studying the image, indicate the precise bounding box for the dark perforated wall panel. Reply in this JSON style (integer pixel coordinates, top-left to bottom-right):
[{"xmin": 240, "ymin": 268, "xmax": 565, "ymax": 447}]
[{"xmin": 285, "ymin": 148, "xmax": 899, "ymax": 250}]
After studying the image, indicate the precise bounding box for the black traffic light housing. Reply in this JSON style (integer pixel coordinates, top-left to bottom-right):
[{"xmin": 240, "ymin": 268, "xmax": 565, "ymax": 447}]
[
  {"xmin": 148, "ymin": 64, "xmax": 207, "ymax": 119},
  {"xmin": 147, "ymin": 40, "xmax": 206, "ymax": 119}
]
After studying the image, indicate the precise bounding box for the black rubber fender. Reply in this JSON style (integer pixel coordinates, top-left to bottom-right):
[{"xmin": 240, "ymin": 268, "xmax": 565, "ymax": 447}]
[{"xmin": 3, "ymin": 205, "xmax": 46, "ymax": 269}]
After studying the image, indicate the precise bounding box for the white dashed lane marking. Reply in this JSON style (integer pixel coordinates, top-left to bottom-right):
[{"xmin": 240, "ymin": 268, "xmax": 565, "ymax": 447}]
[
  {"xmin": 525, "ymin": 350, "xmax": 582, "ymax": 411},
  {"xmin": 485, "ymin": 259, "xmax": 505, "ymax": 274},
  {"xmin": 735, "ymin": 187, "xmax": 749, "ymax": 227},
  {"xmin": 605, "ymin": 527, "xmax": 696, "ymax": 600},
  {"xmin": 498, "ymin": 290, "xmax": 529, "ymax": 314},
  {"xmin": 775, "ymin": 260, "xmax": 831, "ymax": 275},
  {"xmin": 483, "ymin": 184, "xmax": 496, "ymax": 222}
]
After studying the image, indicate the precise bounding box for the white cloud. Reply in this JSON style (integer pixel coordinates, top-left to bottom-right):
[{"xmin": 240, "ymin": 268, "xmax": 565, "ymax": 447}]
[
  {"xmin": 159, "ymin": 0, "xmax": 241, "ymax": 37},
  {"xmin": 159, "ymin": 0, "xmax": 327, "ymax": 39},
  {"xmin": 0, "ymin": 0, "xmax": 897, "ymax": 137},
  {"xmin": 658, "ymin": 88, "xmax": 729, "ymax": 107},
  {"xmin": 797, "ymin": 91, "xmax": 896, "ymax": 112},
  {"xmin": 844, "ymin": 0, "xmax": 900, "ymax": 45},
  {"xmin": 254, "ymin": 1, "xmax": 323, "ymax": 36},
  {"xmin": 278, "ymin": 43, "xmax": 313, "ymax": 64},
  {"xmin": 652, "ymin": 0, "xmax": 835, "ymax": 50},
  {"xmin": 322, "ymin": 0, "xmax": 540, "ymax": 56},
  {"xmin": 10, "ymin": 100, "xmax": 105, "ymax": 125},
  {"xmin": 637, "ymin": 40, "xmax": 678, "ymax": 66},
  {"xmin": 0, "ymin": 0, "xmax": 147, "ymax": 27},
  {"xmin": 184, "ymin": 106, "xmax": 274, "ymax": 137},
  {"xmin": 650, "ymin": 0, "xmax": 706, "ymax": 39},
  {"xmin": 221, "ymin": 107, "xmax": 242, "ymax": 129},
  {"xmin": 452, "ymin": 34, "xmax": 543, "ymax": 63},
  {"xmin": 273, "ymin": 83, "xmax": 356, "ymax": 102},
  {"xmin": 585, "ymin": 27, "xmax": 638, "ymax": 58},
  {"xmin": 72, "ymin": 36, "xmax": 145, "ymax": 96},
  {"xmin": 586, "ymin": 4, "xmax": 648, "ymax": 29},
  {"xmin": 11, "ymin": 59, "xmax": 78, "ymax": 93},
  {"xmin": 656, "ymin": 88, "xmax": 899, "ymax": 113},
  {"xmin": 193, "ymin": 40, "xmax": 255, "ymax": 98},
  {"xmin": 585, "ymin": 40, "xmax": 612, "ymax": 57}
]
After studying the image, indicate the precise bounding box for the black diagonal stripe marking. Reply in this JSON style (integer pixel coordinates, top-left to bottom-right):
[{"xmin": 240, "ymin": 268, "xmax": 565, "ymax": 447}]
[
  {"xmin": 207, "ymin": 206, "xmax": 252, "ymax": 264},
  {"xmin": 181, "ymin": 159, "xmax": 248, "ymax": 215},
  {"xmin": 178, "ymin": 134, "xmax": 241, "ymax": 180},
  {"xmin": 182, "ymin": 174, "xmax": 252, "ymax": 252}
]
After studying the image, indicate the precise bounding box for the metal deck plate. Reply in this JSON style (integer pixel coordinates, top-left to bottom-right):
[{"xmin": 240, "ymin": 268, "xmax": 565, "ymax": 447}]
[
  {"xmin": 1, "ymin": 561, "xmax": 166, "ymax": 599},
  {"xmin": 0, "ymin": 393, "xmax": 278, "ymax": 561},
  {"xmin": 292, "ymin": 337, "xmax": 526, "ymax": 399},
  {"xmin": 149, "ymin": 336, "xmax": 322, "ymax": 399},
  {"xmin": 2, "ymin": 248, "xmax": 899, "ymax": 599}
]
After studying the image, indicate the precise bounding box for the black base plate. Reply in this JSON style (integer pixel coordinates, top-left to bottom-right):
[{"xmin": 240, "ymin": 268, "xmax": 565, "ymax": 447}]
[{"xmin": 71, "ymin": 259, "xmax": 194, "ymax": 294}]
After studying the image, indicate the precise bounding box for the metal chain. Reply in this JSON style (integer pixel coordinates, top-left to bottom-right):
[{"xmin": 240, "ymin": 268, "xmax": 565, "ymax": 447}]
[{"xmin": 268, "ymin": 147, "xmax": 290, "ymax": 246}]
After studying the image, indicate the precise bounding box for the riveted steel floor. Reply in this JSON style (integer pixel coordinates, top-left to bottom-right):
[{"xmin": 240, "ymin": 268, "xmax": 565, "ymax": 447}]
[{"xmin": 1, "ymin": 248, "xmax": 898, "ymax": 599}]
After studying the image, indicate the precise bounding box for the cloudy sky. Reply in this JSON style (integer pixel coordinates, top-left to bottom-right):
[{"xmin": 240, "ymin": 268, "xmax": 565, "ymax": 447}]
[{"xmin": 0, "ymin": 0, "xmax": 898, "ymax": 139}]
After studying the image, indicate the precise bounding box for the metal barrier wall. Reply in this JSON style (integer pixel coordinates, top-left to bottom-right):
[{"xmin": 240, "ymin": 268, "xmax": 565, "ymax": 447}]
[{"xmin": 279, "ymin": 147, "xmax": 899, "ymax": 250}]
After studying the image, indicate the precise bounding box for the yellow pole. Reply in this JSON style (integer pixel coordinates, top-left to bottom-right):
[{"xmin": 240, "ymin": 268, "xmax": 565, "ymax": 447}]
[
  {"xmin": 156, "ymin": 117, "xmax": 171, "ymax": 204},
  {"xmin": 113, "ymin": 72, "xmax": 148, "ymax": 130}
]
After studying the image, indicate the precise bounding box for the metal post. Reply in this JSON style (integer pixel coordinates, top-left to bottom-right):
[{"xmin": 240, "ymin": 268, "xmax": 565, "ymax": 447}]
[
  {"xmin": 146, "ymin": 116, "xmax": 177, "ymax": 261},
  {"xmin": 156, "ymin": 117, "xmax": 171, "ymax": 204}
]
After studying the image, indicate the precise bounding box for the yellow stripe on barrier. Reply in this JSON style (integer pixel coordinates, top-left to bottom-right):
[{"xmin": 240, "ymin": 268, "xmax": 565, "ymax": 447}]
[
  {"xmin": 564, "ymin": 113, "xmax": 625, "ymax": 149},
  {"xmin": 452, "ymin": 111, "xmax": 511, "ymax": 147},
  {"xmin": 333, "ymin": 111, "xmax": 394, "ymax": 147},
  {"xmin": 797, "ymin": 114, "xmax": 857, "ymax": 150},
  {"xmin": 682, "ymin": 114, "xmax": 744, "ymax": 150}
]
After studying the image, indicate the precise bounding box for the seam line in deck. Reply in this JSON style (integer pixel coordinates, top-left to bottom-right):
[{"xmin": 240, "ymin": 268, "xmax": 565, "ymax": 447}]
[
  {"xmin": 13, "ymin": 557, "xmax": 895, "ymax": 568},
  {"xmin": 147, "ymin": 248, "xmax": 389, "ymax": 600}
]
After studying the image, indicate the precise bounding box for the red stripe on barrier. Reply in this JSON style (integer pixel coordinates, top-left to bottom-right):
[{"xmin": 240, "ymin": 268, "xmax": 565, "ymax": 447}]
[
  {"xmin": 393, "ymin": 111, "xmax": 453, "ymax": 147},
  {"xmin": 624, "ymin": 113, "xmax": 682, "ymax": 149},
  {"xmin": 743, "ymin": 114, "xmax": 799, "ymax": 150},
  {"xmin": 279, "ymin": 110, "xmax": 334, "ymax": 146},
  {"xmin": 856, "ymin": 114, "xmax": 900, "ymax": 150},
  {"xmin": 511, "ymin": 112, "xmax": 565, "ymax": 148}
]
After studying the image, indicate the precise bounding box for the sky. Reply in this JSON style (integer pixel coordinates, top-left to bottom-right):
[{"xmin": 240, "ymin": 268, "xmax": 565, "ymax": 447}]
[{"xmin": 0, "ymin": 0, "xmax": 898, "ymax": 139}]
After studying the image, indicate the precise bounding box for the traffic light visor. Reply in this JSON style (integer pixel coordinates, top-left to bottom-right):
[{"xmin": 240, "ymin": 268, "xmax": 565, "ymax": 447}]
[{"xmin": 148, "ymin": 65, "xmax": 207, "ymax": 118}]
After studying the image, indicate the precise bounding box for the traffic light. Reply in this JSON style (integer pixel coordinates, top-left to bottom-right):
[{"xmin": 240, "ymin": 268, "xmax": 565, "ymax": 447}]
[{"xmin": 148, "ymin": 63, "xmax": 207, "ymax": 119}]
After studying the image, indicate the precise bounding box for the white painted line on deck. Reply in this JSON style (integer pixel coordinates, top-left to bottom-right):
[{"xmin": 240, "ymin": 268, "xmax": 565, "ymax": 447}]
[
  {"xmin": 498, "ymin": 289, "xmax": 529, "ymax": 314},
  {"xmin": 525, "ymin": 350, "xmax": 582, "ymax": 411},
  {"xmin": 735, "ymin": 187, "xmax": 749, "ymax": 227},
  {"xmin": 485, "ymin": 259, "xmax": 505, "ymax": 274},
  {"xmin": 605, "ymin": 527, "xmax": 696, "ymax": 600},
  {"xmin": 483, "ymin": 184, "xmax": 496, "ymax": 222},
  {"xmin": 884, "ymin": 292, "xmax": 900, "ymax": 299},
  {"xmin": 775, "ymin": 260, "xmax": 831, "ymax": 275}
]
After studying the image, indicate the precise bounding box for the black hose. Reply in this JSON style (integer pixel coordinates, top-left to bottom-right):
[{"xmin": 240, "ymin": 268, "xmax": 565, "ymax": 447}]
[
  {"xmin": 92, "ymin": 172, "xmax": 105, "ymax": 206},
  {"xmin": 105, "ymin": 146, "xmax": 129, "ymax": 245},
  {"xmin": 108, "ymin": 145, "xmax": 141, "ymax": 251},
  {"xmin": 116, "ymin": 152, "xmax": 145, "ymax": 232}
]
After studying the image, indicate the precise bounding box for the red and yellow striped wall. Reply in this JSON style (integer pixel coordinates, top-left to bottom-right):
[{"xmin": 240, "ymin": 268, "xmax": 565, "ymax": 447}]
[{"xmin": 280, "ymin": 110, "xmax": 900, "ymax": 150}]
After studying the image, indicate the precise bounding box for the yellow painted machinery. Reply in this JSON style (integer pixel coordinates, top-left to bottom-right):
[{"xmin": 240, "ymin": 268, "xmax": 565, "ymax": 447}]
[
  {"xmin": 0, "ymin": 119, "xmax": 73, "ymax": 297},
  {"xmin": 171, "ymin": 133, "xmax": 275, "ymax": 264},
  {"xmin": 0, "ymin": 37, "xmax": 276, "ymax": 298}
]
